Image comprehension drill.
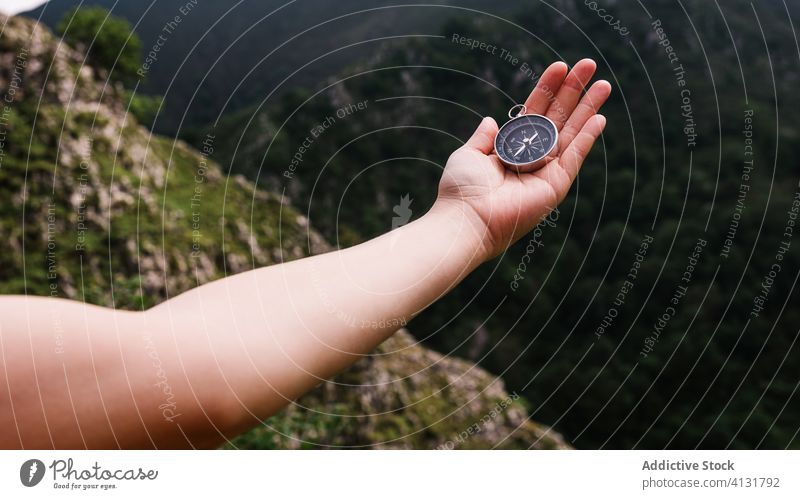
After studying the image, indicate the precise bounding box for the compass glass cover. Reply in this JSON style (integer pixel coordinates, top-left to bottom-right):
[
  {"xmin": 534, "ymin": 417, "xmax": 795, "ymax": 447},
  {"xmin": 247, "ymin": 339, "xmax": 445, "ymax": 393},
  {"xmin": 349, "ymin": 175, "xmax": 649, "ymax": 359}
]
[{"xmin": 495, "ymin": 115, "xmax": 557, "ymax": 166}]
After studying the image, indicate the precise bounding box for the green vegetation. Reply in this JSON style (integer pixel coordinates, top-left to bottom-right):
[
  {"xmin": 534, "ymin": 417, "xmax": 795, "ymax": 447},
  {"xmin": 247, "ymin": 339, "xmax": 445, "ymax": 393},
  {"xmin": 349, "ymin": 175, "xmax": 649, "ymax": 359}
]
[
  {"xmin": 54, "ymin": 7, "xmax": 164, "ymax": 130},
  {"xmin": 124, "ymin": 90, "xmax": 163, "ymax": 132},
  {"xmin": 57, "ymin": 6, "xmax": 142, "ymax": 83}
]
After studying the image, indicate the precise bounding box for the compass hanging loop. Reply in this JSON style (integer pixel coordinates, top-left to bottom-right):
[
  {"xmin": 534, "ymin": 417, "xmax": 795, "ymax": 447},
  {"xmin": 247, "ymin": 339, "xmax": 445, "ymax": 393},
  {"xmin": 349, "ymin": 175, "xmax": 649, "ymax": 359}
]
[{"xmin": 508, "ymin": 104, "xmax": 527, "ymax": 119}]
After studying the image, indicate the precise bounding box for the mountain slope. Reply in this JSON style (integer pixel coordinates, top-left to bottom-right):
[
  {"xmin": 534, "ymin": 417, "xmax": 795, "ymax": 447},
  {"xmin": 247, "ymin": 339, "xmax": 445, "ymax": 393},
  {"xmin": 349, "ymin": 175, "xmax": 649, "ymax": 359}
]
[{"xmin": 0, "ymin": 13, "xmax": 568, "ymax": 449}]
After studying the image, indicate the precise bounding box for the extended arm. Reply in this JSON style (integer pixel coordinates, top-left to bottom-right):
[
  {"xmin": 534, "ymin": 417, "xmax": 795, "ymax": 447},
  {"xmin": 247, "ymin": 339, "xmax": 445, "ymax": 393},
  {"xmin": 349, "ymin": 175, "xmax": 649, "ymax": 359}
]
[{"xmin": 0, "ymin": 59, "xmax": 609, "ymax": 449}]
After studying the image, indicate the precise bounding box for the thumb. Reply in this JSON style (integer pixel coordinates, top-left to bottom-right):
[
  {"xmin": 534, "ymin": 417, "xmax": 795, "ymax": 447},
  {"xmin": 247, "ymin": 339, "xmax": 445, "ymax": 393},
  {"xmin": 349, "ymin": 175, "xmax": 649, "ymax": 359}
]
[{"xmin": 464, "ymin": 116, "xmax": 499, "ymax": 154}]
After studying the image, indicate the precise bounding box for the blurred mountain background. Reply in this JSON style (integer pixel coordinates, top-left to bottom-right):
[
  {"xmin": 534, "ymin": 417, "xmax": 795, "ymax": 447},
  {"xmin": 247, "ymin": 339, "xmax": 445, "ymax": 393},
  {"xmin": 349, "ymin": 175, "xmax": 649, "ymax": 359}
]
[
  {"xmin": 5, "ymin": 0, "xmax": 800, "ymax": 448},
  {"xmin": 24, "ymin": 0, "xmax": 519, "ymax": 133}
]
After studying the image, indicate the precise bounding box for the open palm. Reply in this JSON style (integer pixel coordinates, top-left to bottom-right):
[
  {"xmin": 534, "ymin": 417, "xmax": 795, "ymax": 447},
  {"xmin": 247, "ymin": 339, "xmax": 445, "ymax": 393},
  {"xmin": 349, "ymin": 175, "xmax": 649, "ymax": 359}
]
[{"xmin": 437, "ymin": 59, "xmax": 611, "ymax": 259}]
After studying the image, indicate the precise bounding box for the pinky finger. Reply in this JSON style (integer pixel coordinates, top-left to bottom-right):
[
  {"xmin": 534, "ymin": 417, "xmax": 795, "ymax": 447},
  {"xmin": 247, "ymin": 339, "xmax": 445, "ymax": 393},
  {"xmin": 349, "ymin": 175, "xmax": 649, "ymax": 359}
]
[{"xmin": 558, "ymin": 114, "xmax": 606, "ymax": 182}]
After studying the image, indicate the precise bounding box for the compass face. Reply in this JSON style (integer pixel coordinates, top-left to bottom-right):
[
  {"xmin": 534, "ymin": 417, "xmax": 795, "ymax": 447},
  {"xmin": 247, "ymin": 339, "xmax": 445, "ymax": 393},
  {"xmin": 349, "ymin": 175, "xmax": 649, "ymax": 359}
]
[{"xmin": 494, "ymin": 114, "xmax": 558, "ymax": 172}]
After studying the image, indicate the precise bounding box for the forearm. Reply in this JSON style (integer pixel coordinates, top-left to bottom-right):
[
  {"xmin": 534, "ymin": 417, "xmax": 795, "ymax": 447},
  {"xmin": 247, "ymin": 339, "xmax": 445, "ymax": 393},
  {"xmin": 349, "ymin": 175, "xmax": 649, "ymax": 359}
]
[
  {"xmin": 0, "ymin": 203, "xmax": 487, "ymax": 449},
  {"xmin": 146, "ymin": 201, "xmax": 489, "ymax": 441}
]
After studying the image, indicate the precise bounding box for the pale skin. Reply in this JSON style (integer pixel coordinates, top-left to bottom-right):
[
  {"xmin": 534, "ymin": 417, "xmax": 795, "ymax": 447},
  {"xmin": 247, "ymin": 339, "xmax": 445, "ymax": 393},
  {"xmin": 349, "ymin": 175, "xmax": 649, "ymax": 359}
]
[{"xmin": 0, "ymin": 59, "xmax": 610, "ymax": 449}]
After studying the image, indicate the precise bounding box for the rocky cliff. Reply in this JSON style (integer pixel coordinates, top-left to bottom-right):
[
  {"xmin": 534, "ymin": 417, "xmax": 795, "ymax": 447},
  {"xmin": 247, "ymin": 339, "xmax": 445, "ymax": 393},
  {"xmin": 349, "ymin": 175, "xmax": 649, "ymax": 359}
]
[{"xmin": 0, "ymin": 13, "xmax": 568, "ymax": 449}]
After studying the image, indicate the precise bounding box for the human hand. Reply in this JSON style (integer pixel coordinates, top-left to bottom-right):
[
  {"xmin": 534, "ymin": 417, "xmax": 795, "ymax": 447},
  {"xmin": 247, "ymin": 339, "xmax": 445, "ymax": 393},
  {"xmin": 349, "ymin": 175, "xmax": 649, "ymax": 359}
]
[{"xmin": 435, "ymin": 59, "xmax": 611, "ymax": 260}]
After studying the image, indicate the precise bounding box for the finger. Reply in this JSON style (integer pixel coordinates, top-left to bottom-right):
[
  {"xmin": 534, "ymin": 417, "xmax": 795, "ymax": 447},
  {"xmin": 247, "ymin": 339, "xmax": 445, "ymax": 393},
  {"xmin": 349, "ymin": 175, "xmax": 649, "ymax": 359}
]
[
  {"xmin": 532, "ymin": 114, "xmax": 606, "ymax": 202},
  {"xmin": 464, "ymin": 116, "xmax": 499, "ymax": 154},
  {"xmin": 558, "ymin": 114, "xmax": 606, "ymax": 182},
  {"xmin": 524, "ymin": 61, "xmax": 568, "ymax": 115},
  {"xmin": 558, "ymin": 80, "xmax": 611, "ymax": 148},
  {"xmin": 546, "ymin": 58, "xmax": 597, "ymax": 130}
]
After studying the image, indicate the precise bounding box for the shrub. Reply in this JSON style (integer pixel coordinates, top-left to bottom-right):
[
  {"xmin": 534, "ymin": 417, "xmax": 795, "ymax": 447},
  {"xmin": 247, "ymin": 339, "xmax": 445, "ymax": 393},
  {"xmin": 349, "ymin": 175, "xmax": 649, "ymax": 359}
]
[{"xmin": 57, "ymin": 7, "xmax": 142, "ymax": 83}]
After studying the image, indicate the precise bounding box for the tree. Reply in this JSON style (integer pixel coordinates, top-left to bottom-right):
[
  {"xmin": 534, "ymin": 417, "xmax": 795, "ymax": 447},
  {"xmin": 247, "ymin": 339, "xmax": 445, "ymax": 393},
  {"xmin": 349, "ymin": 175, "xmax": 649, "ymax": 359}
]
[{"xmin": 57, "ymin": 7, "xmax": 142, "ymax": 83}]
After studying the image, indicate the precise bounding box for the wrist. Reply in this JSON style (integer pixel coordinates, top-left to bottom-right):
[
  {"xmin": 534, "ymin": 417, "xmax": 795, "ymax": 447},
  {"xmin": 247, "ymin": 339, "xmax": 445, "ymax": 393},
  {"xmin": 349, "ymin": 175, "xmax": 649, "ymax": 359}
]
[{"xmin": 427, "ymin": 198, "xmax": 492, "ymax": 267}]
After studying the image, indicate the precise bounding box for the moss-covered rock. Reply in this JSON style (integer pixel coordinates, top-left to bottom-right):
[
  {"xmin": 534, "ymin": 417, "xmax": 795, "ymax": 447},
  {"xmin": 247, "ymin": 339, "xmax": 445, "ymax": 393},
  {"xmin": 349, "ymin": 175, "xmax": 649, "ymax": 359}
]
[
  {"xmin": 229, "ymin": 329, "xmax": 569, "ymax": 449},
  {"xmin": 0, "ymin": 13, "xmax": 327, "ymax": 305}
]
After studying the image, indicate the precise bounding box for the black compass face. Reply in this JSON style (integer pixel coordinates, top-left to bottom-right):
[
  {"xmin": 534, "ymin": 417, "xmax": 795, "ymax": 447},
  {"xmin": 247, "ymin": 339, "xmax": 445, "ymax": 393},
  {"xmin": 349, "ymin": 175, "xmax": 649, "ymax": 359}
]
[{"xmin": 495, "ymin": 114, "xmax": 558, "ymax": 169}]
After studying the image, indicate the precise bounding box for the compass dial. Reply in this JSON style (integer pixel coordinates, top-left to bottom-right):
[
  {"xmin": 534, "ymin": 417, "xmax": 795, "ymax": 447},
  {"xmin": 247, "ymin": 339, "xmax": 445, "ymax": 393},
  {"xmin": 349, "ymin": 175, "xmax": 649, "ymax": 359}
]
[{"xmin": 494, "ymin": 114, "xmax": 558, "ymax": 172}]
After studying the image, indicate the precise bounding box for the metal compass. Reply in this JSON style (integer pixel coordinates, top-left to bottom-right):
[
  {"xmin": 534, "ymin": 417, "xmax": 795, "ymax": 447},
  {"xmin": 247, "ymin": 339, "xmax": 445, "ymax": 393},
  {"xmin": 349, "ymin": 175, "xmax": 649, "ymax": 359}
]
[{"xmin": 494, "ymin": 104, "xmax": 558, "ymax": 172}]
